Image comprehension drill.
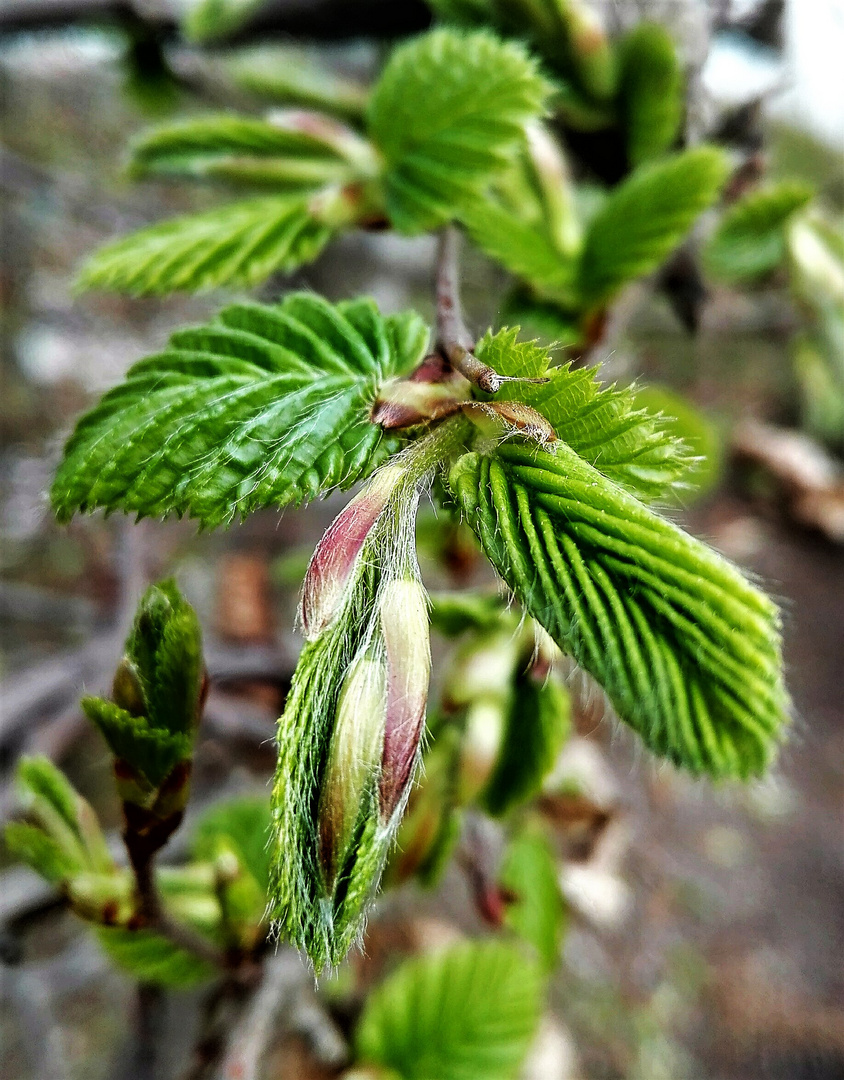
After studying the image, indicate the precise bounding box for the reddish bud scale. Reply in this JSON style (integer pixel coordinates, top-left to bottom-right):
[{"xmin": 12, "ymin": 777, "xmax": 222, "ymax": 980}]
[
  {"xmin": 300, "ymin": 466, "xmax": 403, "ymax": 640},
  {"xmin": 378, "ymin": 579, "xmax": 431, "ymax": 822}
]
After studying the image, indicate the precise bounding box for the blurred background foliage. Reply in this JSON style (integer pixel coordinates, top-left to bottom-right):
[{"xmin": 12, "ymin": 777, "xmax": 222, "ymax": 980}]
[{"xmin": 1, "ymin": 1, "xmax": 843, "ymax": 1079}]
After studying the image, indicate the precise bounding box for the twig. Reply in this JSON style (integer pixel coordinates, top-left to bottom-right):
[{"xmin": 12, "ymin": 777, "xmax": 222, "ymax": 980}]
[{"xmin": 435, "ymin": 226, "xmax": 547, "ymax": 393}]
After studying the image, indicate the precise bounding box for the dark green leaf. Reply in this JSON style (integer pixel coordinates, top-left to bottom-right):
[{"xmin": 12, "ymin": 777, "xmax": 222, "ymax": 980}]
[
  {"xmin": 618, "ymin": 23, "xmax": 684, "ymax": 166},
  {"xmin": 449, "ymin": 442, "xmax": 788, "ymax": 778},
  {"xmin": 578, "ymin": 148, "xmax": 728, "ymax": 306},
  {"xmin": 481, "ymin": 669, "xmax": 570, "ymax": 817},
  {"xmin": 355, "ymin": 940, "xmax": 543, "ymax": 1080},
  {"xmin": 368, "ymin": 29, "xmax": 550, "ymax": 233},
  {"xmin": 51, "ymin": 294, "xmax": 428, "ymax": 526}
]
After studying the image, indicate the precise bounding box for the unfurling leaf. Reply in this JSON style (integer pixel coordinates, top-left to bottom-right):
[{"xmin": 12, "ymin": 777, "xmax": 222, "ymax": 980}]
[
  {"xmin": 129, "ymin": 112, "xmax": 379, "ymax": 191},
  {"xmin": 82, "ymin": 580, "xmax": 204, "ymax": 812},
  {"xmin": 368, "ymin": 29, "xmax": 550, "ymax": 233},
  {"xmin": 618, "ymin": 23, "xmax": 684, "ymax": 166},
  {"xmin": 449, "ymin": 442, "xmax": 788, "ymax": 778},
  {"xmin": 578, "ymin": 148, "xmax": 728, "ymax": 306},
  {"xmin": 704, "ymin": 181, "xmax": 814, "ymax": 283},
  {"xmin": 51, "ymin": 294, "xmax": 428, "ymax": 527},
  {"xmin": 76, "ymin": 188, "xmax": 357, "ymax": 295},
  {"xmin": 354, "ymin": 940, "xmax": 543, "ymax": 1080},
  {"xmin": 474, "ymin": 328, "xmax": 695, "ymax": 503}
]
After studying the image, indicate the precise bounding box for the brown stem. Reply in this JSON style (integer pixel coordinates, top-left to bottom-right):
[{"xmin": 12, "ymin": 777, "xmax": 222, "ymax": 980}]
[{"xmin": 435, "ymin": 226, "xmax": 548, "ymax": 393}]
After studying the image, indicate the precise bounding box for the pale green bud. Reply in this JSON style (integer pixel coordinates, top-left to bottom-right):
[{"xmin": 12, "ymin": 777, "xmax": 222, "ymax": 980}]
[{"xmin": 318, "ymin": 652, "xmax": 387, "ymax": 888}]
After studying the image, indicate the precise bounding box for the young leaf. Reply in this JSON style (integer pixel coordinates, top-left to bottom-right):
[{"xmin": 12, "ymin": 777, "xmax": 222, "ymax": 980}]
[
  {"xmin": 182, "ymin": 0, "xmax": 264, "ymax": 44},
  {"xmin": 51, "ymin": 294, "xmax": 428, "ymax": 527},
  {"xmin": 76, "ymin": 190, "xmax": 352, "ymax": 295},
  {"xmin": 618, "ymin": 23, "xmax": 684, "ymax": 167},
  {"xmin": 500, "ymin": 824, "xmax": 566, "ymax": 972},
  {"xmin": 449, "ymin": 442, "xmax": 788, "ymax": 778},
  {"xmin": 474, "ymin": 328, "xmax": 695, "ymax": 503},
  {"xmin": 704, "ymin": 181, "xmax": 814, "ymax": 283},
  {"xmin": 355, "ymin": 941, "xmax": 543, "ymax": 1080},
  {"xmin": 191, "ymin": 795, "xmax": 272, "ymax": 892},
  {"xmin": 228, "ymin": 46, "xmax": 369, "ymax": 120},
  {"xmin": 129, "ymin": 113, "xmax": 378, "ymax": 191},
  {"xmin": 368, "ymin": 29, "xmax": 550, "ymax": 233},
  {"xmin": 578, "ymin": 148, "xmax": 728, "ymax": 307},
  {"xmin": 96, "ymin": 927, "xmax": 216, "ymax": 986},
  {"xmin": 481, "ymin": 667, "xmax": 570, "ymax": 817}
]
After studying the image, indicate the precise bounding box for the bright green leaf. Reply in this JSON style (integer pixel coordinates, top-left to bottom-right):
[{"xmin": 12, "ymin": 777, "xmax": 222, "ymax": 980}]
[
  {"xmin": 191, "ymin": 795, "xmax": 272, "ymax": 892},
  {"xmin": 76, "ymin": 191, "xmax": 351, "ymax": 296},
  {"xmin": 4, "ymin": 822, "xmax": 81, "ymax": 885},
  {"xmin": 368, "ymin": 29, "xmax": 550, "ymax": 233},
  {"xmin": 228, "ymin": 46, "xmax": 369, "ymax": 120},
  {"xmin": 704, "ymin": 181, "xmax": 814, "ymax": 283},
  {"xmin": 182, "ymin": 0, "xmax": 264, "ymax": 44},
  {"xmin": 51, "ymin": 294, "xmax": 428, "ymax": 527},
  {"xmin": 96, "ymin": 927, "xmax": 216, "ymax": 986},
  {"xmin": 449, "ymin": 442, "xmax": 788, "ymax": 778},
  {"xmin": 474, "ymin": 328, "xmax": 695, "ymax": 503},
  {"xmin": 618, "ymin": 23, "xmax": 684, "ymax": 167},
  {"xmin": 355, "ymin": 940, "xmax": 543, "ymax": 1080},
  {"xmin": 579, "ymin": 148, "xmax": 728, "ymax": 307},
  {"xmin": 500, "ymin": 824, "xmax": 566, "ymax": 971}
]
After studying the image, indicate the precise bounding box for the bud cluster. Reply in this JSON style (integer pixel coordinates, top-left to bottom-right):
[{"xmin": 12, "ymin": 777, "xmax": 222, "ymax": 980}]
[{"xmin": 270, "ymin": 457, "xmax": 434, "ymax": 971}]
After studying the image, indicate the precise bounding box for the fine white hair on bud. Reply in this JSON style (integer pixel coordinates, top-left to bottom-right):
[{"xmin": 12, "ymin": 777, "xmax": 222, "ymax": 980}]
[
  {"xmin": 317, "ymin": 651, "xmax": 387, "ymax": 889},
  {"xmin": 300, "ymin": 464, "xmax": 404, "ymax": 641},
  {"xmin": 378, "ymin": 578, "xmax": 431, "ymax": 823}
]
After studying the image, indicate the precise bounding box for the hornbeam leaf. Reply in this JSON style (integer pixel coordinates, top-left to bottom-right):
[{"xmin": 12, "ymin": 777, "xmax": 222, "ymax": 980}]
[
  {"xmin": 51, "ymin": 294, "xmax": 428, "ymax": 527},
  {"xmin": 474, "ymin": 328, "xmax": 695, "ymax": 503},
  {"xmin": 578, "ymin": 148, "xmax": 728, "ymax": 307},
  {"xmin": 704, "ymin": 181, "xmax": 814, "ymax": 284},
  {"xmin": 355, "ymin": 940, "xmax": 543, "ymax": 1080},
  {"xmin": 368, "ymin": 29, "xmax": 550, "ymax": 233},
  {"xmin": 449, "ymin": 443, "xmax": 788, "ymax": 778},
  {"xmin": 129, "ymin": 113, "xmax": 378, "ymax": 191},
  {"xmin": 618, "ymin": 23, "xmax": 684, "ymax": 167},
  {"xmin": 76, "ymin": 191, "xmax": 353, "ymax": 296}
]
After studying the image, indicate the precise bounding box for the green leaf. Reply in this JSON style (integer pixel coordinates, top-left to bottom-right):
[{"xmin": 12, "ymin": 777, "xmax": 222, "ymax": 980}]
[
  {"xmin": 474, "ymin": 328, "xmax": 695, "ymax": 503},
  {"xmin": 368, "ymin": 29, "xmax": 549, "ymax": 233},
  {"xmin": 449, "ymin": 442, "xmax": 788, "ymax": 778},
  {"xmin": 618, "ymin": 23, "xmax": 684, "ymax": 167},
  {"xmin": 500, "ymin": 824, "xmax": 566, "ymax": 971},
  {"xmin": 704, "ymin": 181, "xmax": 814, "ymax": 283},
  {"xmin": 51, "ymin": 294, "xmax": 428, "ymax": 527},
  {"xmin": 96, "ymin": 927, "xmax": 216, "ymax": 986},
  {"xmin": 4, "ymin": 822, "xmax": 80, "ymax": 884},
  {"xmin": 632, "ymin": 385, "xmax": 724, "ymax": 504},
  {"xmin": 355, "ymin": 941, "xmax": 543, "ymax": 1080},
  {"xmin": 81, "ymin": 698, "xmax": 193, "ymax": 788},
  {"xmin": 129, "ymin": 113, "xmax": 377, "ymax": 191},
  {"xmin": 578, "ymin": 148, "xmax": 728, "ymax": 307},
  {"xmin": 428, "ymin": 591, "xmax": 509, "ymax": 637},
  {"xmin": 191, "ymin": 795, "xmax": 272, "ymax": 892},
  {"xmin": 16, "ymin": 755, "xmax": 80, "ymax": 834},
  {"xmin": 76, "ymin": 192, "xmax": 349, "ymax": 296},
  {"xmin": 182, "ymin": 0, "xmax": 264, "ymax": 44},
  {"xmin": 481, "ymin": 669, "xmax": 570, "ymax": 817},
  {"xmin": 228, "ymin": 46, "xmax": 369, "ymax": 120}
]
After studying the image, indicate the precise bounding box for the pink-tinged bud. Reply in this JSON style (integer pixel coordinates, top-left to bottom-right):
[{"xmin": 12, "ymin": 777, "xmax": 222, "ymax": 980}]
[
  {"xmin": 318, "ymin": 653, "xmax": 387, "ymax": 888},
  {"xmin": 378, "ymin": 579, "xmax": 431, "ymax": 822},
  {"xmin": 301, "ymin": 466, "xmax": 404, "ymax": 640}
]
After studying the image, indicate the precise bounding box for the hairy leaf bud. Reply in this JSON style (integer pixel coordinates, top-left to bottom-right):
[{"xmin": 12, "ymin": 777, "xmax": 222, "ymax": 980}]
[
  {"xmin": 378, "ymin": 578, "xmax": 431, "ymax": 822},
  {"xmin": 301, "ymin": 464, "xmax": 404, "ymax": 640},
  {"xmin": 318, "ymin": 652, "xmax": 387, "ymax": 888}
]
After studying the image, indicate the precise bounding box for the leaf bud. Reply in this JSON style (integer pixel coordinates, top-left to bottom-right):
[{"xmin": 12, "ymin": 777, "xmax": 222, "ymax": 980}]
[
  {"xmin": 318, "ymin": 651, "xmax": 387, "ymax": 888},
  {"xmin": 301, "ymin": 464, "xmax": 404, "ymax": 640},
  {"xmin": 378, "ymin": 578, "xmax": 432, "ymax": 822}
]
